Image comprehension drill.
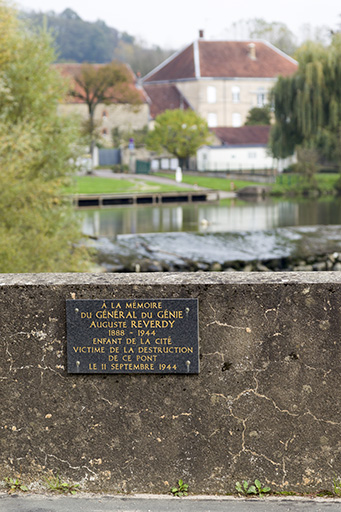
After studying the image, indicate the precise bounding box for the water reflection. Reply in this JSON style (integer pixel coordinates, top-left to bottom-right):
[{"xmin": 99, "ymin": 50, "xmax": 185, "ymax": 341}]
[{"xmin": 81, "ymin": 198, "xmax": 341, "ymax": 238}]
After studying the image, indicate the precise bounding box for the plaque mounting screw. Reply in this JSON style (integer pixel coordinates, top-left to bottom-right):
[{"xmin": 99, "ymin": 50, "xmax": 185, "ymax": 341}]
[
  {"xmin": 186, "ymin": 360, "xmax": 191, "ymax": 372},
  {"xmin": 75, "ymin": 308, "xmax": 79, "ymax": 313},
  {"xmin": 76, "ymin": 361, "xmax": 80, "ymax": 367},
  {"xmin": 185, "ymin": 307, "xmax": 190, "ymax": 317}
]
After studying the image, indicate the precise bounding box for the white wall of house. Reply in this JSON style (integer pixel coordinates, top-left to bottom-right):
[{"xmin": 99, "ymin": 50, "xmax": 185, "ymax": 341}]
[
  {"xmin": 197, "ymin": 145, "xmax": 275, "ymax": 171},
  {"xmin": 176, "ymin": 78, "xmax": 275, "ymax": 128}
]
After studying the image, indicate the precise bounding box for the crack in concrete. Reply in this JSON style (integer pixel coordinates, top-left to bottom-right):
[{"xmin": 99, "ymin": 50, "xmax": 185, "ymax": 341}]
[
  {"xmin": 206, "ymin": 320, "xmax": 252, "ymax": 332},
  {"xmin": 202, "ymin": 351, "xmax": 225, "ymax": 361},
  {"xmin": 304, "ymin": 410, "xmax": 341, "ymax": 426},
  {"xmin": 264, "ymin": 307, "xmax": 280, "ymax": 320},
  {"xmin": 5, "ymin": 341, "xmax": 14, "ymax": 372},
  {"xmin": 172, "ymin": 412, "xmax": 191, "ymax": 419},
  {"xmin": 38, "ymin": 448, "xmax": 96, "ymax": 475},
  {"xmin": 37, "ymin": 364, "xmax": 64, "ymax": 379},
  {"xmin": 9, "ymin": 331, "xmax": 31, "ymax": 338},
  {"xmin": 280, "ymin": 436, "xmax": 296, "ymax": 486}
]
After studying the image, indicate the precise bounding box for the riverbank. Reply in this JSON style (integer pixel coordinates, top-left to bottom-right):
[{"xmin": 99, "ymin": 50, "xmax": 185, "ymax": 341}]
[
  {"xmin": 91, "ymin": 226, "xmax": 341, "ymax": 273},
  {"xmin": 155, "ymin": 171, "xmax": 341, "ymax": 198},
  {"xmin": 65, "ymin": 170, "xmax": 341, "ymax": 200},
  {"xmin": 96, "ymin": 250, "xmax": 341, "ymax": 273}
]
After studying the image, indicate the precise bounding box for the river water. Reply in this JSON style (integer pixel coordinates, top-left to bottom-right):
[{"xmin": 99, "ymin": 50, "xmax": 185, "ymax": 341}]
[{"xmin": 80, "ymin": 197, "xmax": 341, "ymax": 267}]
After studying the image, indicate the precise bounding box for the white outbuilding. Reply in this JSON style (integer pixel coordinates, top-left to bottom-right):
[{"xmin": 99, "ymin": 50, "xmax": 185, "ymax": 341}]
[{"xmin": 197, "ymin": 126, "xmax": 290, "ymax": 173}]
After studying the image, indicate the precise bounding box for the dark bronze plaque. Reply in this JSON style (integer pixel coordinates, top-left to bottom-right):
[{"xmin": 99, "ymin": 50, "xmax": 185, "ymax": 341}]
[{"xmin": 66, "ymin": 298, "xmax": 199, "ymax": 374}]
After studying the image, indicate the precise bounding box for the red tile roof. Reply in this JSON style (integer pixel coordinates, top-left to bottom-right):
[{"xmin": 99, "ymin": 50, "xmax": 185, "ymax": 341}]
[
  {"xmin": 143, "ymin": 83, "xmax": 191, "ymax": 118},
  {"xmin": 144, "ymin": 40, "xmax": 297, "ymax": 82},
  {"xmin": 212, "ymin": 126, "xmax": 271, "ymax": 146}
]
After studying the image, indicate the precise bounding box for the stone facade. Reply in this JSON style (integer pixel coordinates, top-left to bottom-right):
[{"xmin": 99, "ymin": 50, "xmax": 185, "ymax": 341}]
[{"xmin": 58, "ymin": 102, "xmax": 149, "ymax": 147}]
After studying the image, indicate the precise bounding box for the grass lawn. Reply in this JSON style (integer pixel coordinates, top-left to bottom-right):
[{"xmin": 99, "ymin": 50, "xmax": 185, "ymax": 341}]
[
  {"xmin": 154, "ymin": 172, "xmax": 264, "ymax": 191},
  {"xmin": 64, "ymin": 176, "xmax": 191, "ymax": 195},
  {"xmin": 271, "ymin": 173, "xmax": 340, "ymax": 195},
  {"xmin": 156, "ymin": 171, "xmax": 340, "ymax": 196},
  {"xmin": 64, "ymin": 172, "xmax": 340, "ymax": 198}
]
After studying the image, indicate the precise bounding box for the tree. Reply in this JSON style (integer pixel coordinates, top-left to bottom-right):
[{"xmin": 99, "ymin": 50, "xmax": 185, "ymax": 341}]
[
  {"xmin": 0, "ymin": 1, "xmax": 88, "ymax": 272},
  {"xmin": 270, "ymin": 34, "xmax": 341, "ymax": 170},
  {"xmin": 20, "ymin": 9, "xmax": 174, "ymax": 75},
  {"xmin": 227, "ymin": 18, "xmax": 297, "ymax": 55},
  {"xmin": 21, "ymin": 9, "xmax": 120, "ymax": 63},
  {"xmin": 245, "ymin": 106, "xmax": 271, "ymax": 125},
  {"xmin": 114, "ymin": 39, "xmax": 174, "ymax": 76},
  {"xmin": 248, "ymin": 18, "xmax": 298, "ymax": 55},
  {"xmin": 146, "ymin": 110, "xmax": 211, "ymax": 169},
  {"xmin": 296, "ymin": 147, "xmax": 319, "ymax": 189},
  {"xmin": 70, "ymin": 61, "xmax": 141, "ymax": 156}
]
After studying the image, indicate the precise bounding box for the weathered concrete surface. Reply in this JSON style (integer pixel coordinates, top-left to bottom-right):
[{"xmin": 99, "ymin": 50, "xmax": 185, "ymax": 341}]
[{"xmin": 0, "ymin": 273, "xmax": 340, "ymax": 494}]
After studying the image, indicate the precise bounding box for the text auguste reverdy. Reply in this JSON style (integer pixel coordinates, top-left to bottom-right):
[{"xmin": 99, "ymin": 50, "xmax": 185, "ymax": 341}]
[{"xmin": 66, "ymin": 298, "xmax": 199, "ymax": 374}]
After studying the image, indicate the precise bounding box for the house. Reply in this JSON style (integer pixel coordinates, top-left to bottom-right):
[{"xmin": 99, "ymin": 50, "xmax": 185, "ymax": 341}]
[
  {"xmin": 143, "ymin": 83, "xmax": 192, "ymax": 121},
  {"xmin": 55, "ymin": 63, "xmax": 149, "ymax": 146},
  {"xmin": 197, "ymin": 126, "xmax": 293, "ymax": 172},
  {"xmin": 142, "ymin": 34, "xmax": 297, "ymax": 128}
]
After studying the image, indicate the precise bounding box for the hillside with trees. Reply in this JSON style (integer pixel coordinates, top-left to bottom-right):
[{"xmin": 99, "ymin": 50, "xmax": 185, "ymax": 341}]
[{"xmin": 20, "ymin": 8, "xmax": 174, "ymax": 76}]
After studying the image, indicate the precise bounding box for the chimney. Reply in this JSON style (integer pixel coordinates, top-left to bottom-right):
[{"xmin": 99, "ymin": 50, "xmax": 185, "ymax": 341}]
[
  {"xmin": 199, "ymin": 29, "xmax": 204, "ymax": 39},
  {"xmin": 248, "ymin": 42, "xmax": 256, "ymax": 60}
]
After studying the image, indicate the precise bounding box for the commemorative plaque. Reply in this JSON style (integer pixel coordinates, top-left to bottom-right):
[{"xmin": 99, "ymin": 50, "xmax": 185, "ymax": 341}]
[{"xmin": 66, "ymin": 298, "xmax": 199, "ymax": 374}]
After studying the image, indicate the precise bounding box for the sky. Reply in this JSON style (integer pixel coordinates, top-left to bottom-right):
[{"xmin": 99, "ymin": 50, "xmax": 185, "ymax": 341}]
[{"xmin": 17, "ymin": 0, "xmax": 340, "ymax": 49}]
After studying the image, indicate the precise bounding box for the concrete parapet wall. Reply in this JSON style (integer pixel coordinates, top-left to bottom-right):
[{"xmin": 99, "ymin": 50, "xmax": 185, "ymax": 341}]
[{"xmin": 0, "ymin": 273, "xmax": 340, "ymax": 493}]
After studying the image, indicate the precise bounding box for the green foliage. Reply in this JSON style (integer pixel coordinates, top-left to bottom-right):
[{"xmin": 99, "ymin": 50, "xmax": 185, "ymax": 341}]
[
  {"xmin": 235, "ymin": 479, "xmax": 271, "ymax": 497},
  {"xmin": 275, "ymin": 490, "xmax": 298, "ymax": 496},
  {"xmin": 244, "ymin": 107, "xmax": 271, "ymax": 126},
  {"xmin": 115, "ymin": 39, "xmax": 174, "ymax": 76},
  {"xmin": 235, "ymin": 480, "xmax": 256, "ymax": 495},
  {"xmin": 146, "ymin": 110, "xmax": 211, "ymax": 168},
  {"xmin": 110, "ymin": 164, "xmax": 130, "ymax": 173},
  {"xmin": 4, "ymin": 477, "xmax": 28, "ymax": 494},
  {"xmin": 170, "ymin": 479, "xmax": 189, "ymax": 497},
  {"xmin": 296, "ymin": 147, "xmax": 319, "ymax": 187},
  {"xmin": 272, "ymin": 172, "xmax": 340, "ymax": 197},
  {"xmin": 112, "ymin": 126, "xmax": 149, "ymax": 149},
  {"xmin": 72, "ymin": 61, "xmax": 141, "ymax": 112},
  {"xmin": 71, "ymin": 61, "xmax": 141, "ymax": 154},
  {"xmin": 21, "ymin": 8, "xmax": 119, "ymax": 63},
  {"xmin": 44, "ymin": 473, "xmax": 79, "ymax": 495},
  {"xmin": 270, "ymin": 34, "xmax": 341, "ymax": 166},
  {"xmin": 20, "ymin": 9, "xmax": 174, "ymax": 75},
  {"xmin": 333, "ymin": 175, "xmax": 341, "ymax": 195},
  {"xmin": 0, "ymin": 1, "xmax": 88, "ymax": 272},
  {"xmin": 254, "ymin": 479, "xmax": 271, "ymax": 496},
  {"xmin": 333, "ymin": 476, "xmax": 341, "ymax": 496}
]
